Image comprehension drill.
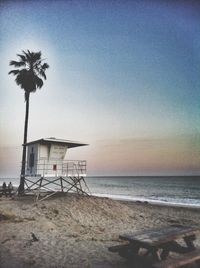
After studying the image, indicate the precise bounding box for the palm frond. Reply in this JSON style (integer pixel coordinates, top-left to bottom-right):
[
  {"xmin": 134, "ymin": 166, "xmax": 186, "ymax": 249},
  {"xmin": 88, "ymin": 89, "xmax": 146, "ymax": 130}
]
[
  {"xmin": 39, "ymin": 69, "xmax": 46, "ymax": 80},
  {"xmin": 17, "ymin": 54, "xmax": 26, "ymax": 62},
  {"xmin": 9, "ymin": 60, "xmax": 25, "ymax": 67},
  {"xmin": 22, "ymin": 50, "xmax": 31, "ymax": 61},
  {"xmin": 34, "ymin": 76, "xmax": 43, "ymax": 89},
  {"xmin": 15, "ymin": 70, "xmax": 26, "ymax": 89},
  {"xmin": 32, "ymin": 51, "xmax": 42, "ymax": 62},
  {"xmin": 33, "ymin": 60, "xmax": 42, "ymax": 70},
  {"xmin": 8, "ymin": 70, "xmax": 20, "ymax": 75},
  {"xmin": 42, "ymin": 63, "xmax": 49, "ymax": 70}
]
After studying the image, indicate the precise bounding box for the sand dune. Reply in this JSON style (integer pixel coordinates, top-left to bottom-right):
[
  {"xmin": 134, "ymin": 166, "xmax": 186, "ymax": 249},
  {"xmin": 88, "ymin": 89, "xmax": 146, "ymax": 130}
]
[{"xmin": 0, "ymin": 193, "xmax": 200, "ymax": 267}]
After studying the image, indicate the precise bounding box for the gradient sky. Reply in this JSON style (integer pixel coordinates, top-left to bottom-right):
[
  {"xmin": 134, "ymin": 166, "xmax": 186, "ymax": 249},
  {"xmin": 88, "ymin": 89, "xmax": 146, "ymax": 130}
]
[{"xmin": 0, "ymin": 0, "xmax": 200, "ymax": 177}]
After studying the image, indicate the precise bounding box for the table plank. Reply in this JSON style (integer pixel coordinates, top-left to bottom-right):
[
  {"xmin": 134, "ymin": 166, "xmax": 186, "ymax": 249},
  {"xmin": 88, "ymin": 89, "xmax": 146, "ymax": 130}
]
[{"xmin": 119, "ymin": 226, "xmax": 200, "ymax": 247}]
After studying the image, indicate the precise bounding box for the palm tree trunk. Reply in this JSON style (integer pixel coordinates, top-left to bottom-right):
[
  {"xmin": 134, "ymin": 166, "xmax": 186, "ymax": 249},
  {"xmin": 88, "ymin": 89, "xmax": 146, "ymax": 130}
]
[{"xmin": 19, "ymin": 92, "xmax": 30, "ymax": 194}]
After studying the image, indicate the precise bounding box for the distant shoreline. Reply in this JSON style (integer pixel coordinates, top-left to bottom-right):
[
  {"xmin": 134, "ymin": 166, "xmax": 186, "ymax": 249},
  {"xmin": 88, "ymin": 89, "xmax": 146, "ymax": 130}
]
[{"xmin": 0, "ymin": 175, "xmax": 200, "ymax": 180}]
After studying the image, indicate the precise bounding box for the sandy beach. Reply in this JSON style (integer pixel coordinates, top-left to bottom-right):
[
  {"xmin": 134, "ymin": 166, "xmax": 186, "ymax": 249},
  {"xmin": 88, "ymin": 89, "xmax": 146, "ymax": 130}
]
[{"xmin": 0, "ymin": 193, "xmax": 200, "ymax": 268}]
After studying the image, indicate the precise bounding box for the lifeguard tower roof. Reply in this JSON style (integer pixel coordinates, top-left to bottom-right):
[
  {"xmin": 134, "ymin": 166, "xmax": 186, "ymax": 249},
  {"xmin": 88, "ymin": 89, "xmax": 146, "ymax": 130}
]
[{"xmin": 24, "ymin": 137, "xmax": 88, "ymax": 148}]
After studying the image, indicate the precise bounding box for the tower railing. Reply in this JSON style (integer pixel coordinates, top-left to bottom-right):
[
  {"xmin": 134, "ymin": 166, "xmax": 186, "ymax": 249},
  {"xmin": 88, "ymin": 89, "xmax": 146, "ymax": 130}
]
[{"xmin": 25, "ymin": 159, "xmax": 87, "ymax": 178}]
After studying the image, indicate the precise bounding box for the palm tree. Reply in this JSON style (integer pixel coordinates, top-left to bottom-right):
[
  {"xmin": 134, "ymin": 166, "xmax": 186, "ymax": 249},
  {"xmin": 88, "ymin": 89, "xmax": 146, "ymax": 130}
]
[{"xmin": 8, "ymin": 50, "xmax": 49, "ymax": 194}]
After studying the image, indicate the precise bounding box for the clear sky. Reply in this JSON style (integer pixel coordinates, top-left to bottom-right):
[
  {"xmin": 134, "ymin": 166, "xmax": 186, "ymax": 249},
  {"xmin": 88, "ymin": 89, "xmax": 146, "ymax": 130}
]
[{"xmin": 0, "ymin": 0, "xmax": 200, "ymax": 177}]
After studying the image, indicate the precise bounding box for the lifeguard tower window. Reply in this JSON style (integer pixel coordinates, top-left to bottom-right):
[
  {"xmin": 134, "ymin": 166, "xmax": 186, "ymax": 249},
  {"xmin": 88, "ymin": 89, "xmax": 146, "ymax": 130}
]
[
  {"xmin": 29, "ymin": 148, "xmax": 35, "ymax": 173},
  {"xmin": 53, "ymin": 164, "xmax": 57, "ymax": 171}
]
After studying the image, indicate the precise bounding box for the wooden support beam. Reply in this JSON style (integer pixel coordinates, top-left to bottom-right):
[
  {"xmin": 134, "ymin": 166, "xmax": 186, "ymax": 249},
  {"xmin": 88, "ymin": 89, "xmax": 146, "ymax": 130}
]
[
  {"xmin": 60, "ymin": 177, "xmax": 64, "ymax": 192},
  {"xmin": 62, "ymin": 176, "xmax": 88, "ymax": 195},
  {"xmin": 22, "ymin": 173, "xmax": 89, "ymax": 201},
  {"xmin": 24, "ymin": 177, "xmax": 42, "ymax": 190},
  {"xmin": 183, "ymin": 235, "xmax": 196, "ymax": 251},
  {"xmin": 153, "ymin": 248, "xmax": 200, "ymax": 268}
]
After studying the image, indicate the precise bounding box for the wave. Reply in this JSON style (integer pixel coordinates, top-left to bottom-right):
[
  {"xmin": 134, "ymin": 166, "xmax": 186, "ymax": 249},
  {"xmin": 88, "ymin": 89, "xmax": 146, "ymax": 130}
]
[{"xmin": 91, "ymin": 193, "xmax": 200, "ymax": 209}]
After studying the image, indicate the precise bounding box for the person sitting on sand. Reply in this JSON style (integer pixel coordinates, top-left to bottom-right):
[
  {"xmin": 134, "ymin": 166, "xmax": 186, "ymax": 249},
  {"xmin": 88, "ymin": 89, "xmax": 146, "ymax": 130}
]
[
  {"xmin": 8, "ymin": 182, "xmax": 13, "ymax": 197},
  {"xmin": 2, "ymin": 182, "xmax": 7, "ymax": 197}
]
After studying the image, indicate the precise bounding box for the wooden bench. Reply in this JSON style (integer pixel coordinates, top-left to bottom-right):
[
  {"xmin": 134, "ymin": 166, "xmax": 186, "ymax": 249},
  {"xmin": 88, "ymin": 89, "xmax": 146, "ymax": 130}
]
[
  {"xmin": 108, "ymin": 244, "xmax": 133, "ymax": 258},
  {"xmin": 0, "ymin": 188, "xmax": 15, "ymax": 197},
  {"xmin": 108, "ymin": 244, "xmax": 130, "ymax": 252},
  {"xmin": 109, "ymin": 243, "xmax": 154, "ymax": 266},
  {"xmin": 153, "ymin": 248, "xmax": 200, "ymax": 268}
]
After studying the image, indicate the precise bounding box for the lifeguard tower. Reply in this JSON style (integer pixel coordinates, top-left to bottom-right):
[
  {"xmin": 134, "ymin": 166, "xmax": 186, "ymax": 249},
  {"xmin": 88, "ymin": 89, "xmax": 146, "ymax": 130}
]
[{"xmin": 23, "ymin": 137, "xmax": 90, "ymax": 201}]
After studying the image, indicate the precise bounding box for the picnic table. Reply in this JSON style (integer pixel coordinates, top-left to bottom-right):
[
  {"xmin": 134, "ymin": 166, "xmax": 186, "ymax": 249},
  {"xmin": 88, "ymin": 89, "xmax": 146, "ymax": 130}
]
[{"xmin": 109, "ymin": 225, "xmax": 200, "ymax": 268}]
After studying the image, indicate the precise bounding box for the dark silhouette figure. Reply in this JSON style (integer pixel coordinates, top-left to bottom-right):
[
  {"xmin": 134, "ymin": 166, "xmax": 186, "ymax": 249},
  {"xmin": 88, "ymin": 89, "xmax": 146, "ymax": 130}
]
[
  {"xmin": 8, "ymin": 50, "xmax": 49, "ymax": 194},
  {"xmin": 8, "ymin": 182, "xmax": 13, "ymax": 197},
  {"xmin": 2, "ymin": 182, "xmax": 7, "ymax": 197}
]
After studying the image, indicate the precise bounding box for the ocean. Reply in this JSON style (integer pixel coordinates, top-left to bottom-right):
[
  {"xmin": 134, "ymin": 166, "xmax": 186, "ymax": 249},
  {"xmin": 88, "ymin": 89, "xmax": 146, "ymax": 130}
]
[
  {"xmin": 1, "ymin": 176, "xmax": 200, "ymax": 208},
  {"xmin": 85, "ymin": 176, "xmax": 200, "ymax": 208}
]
